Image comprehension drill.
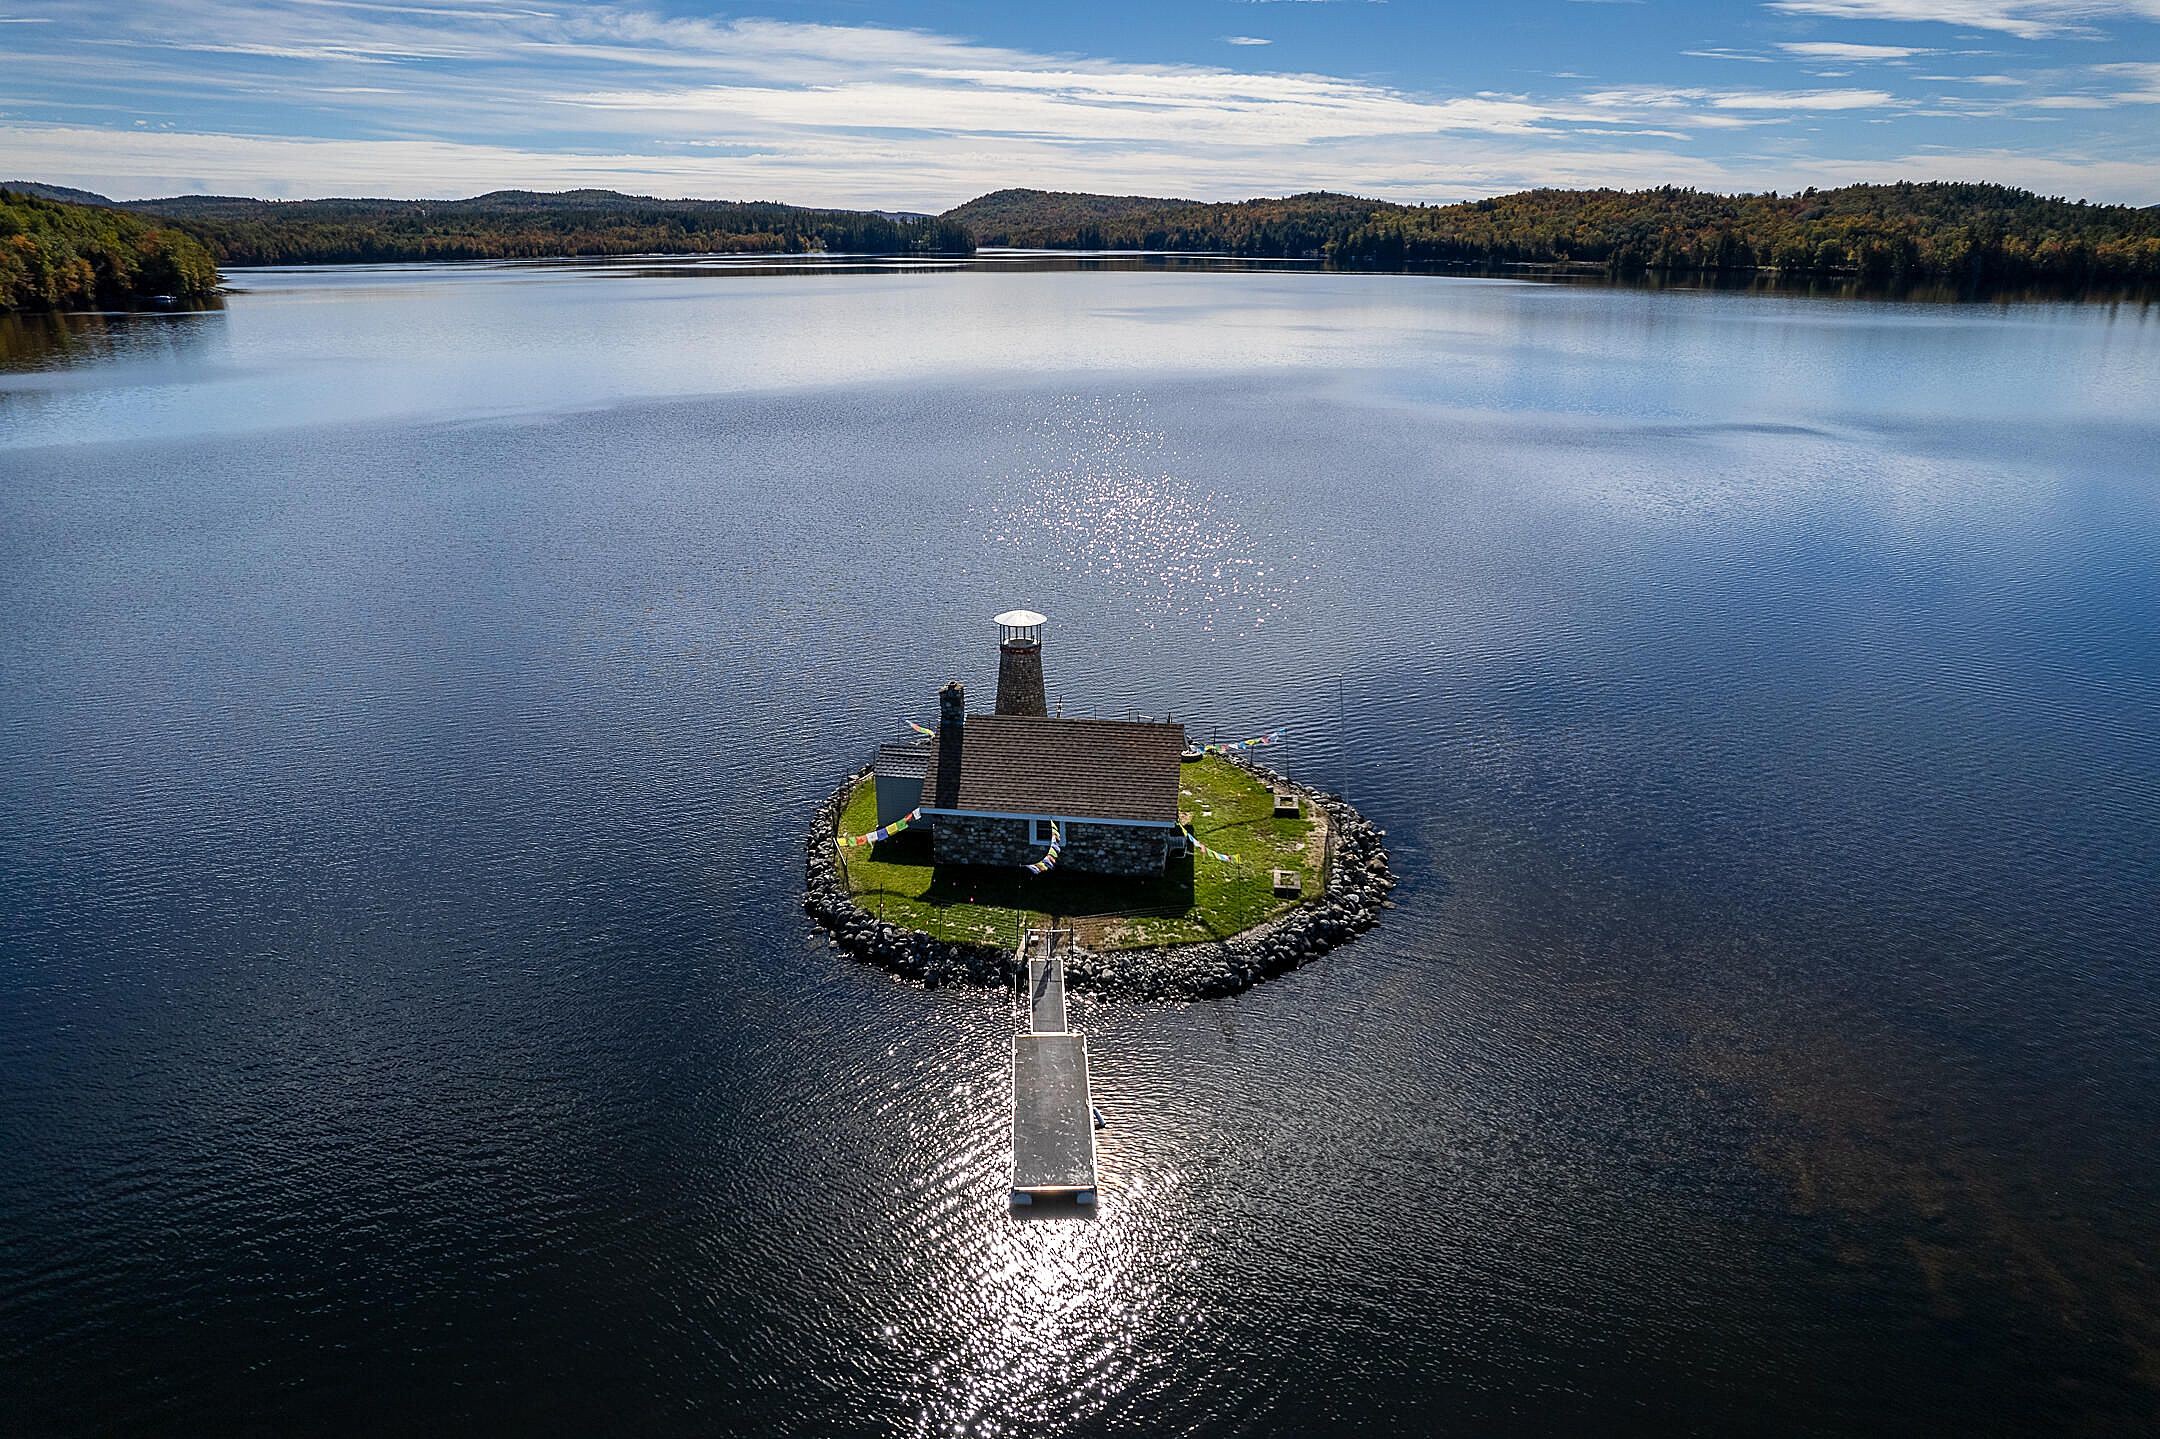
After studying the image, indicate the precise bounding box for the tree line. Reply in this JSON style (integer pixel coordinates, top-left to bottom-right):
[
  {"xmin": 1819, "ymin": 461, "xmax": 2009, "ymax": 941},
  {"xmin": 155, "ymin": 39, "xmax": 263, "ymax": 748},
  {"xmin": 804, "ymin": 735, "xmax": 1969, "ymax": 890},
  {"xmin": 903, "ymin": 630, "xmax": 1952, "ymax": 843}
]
[
  {"xmin": 1334, "ymin": 183, "xmax": 2160, "ymax": 286},
  {"xmin": 941, "ymin": 181, "xmax": 2160, "ymax": 286},
  {"xmin": 9, "ymin": 179, "xmax": 2154, "ymax": 312},
  {"xmin": 126, "ymin": 190, "xmax": 974, "ymax": 266},
  {"xmin": 0, "ymin": 189, "xmax": 220, "ymax": 312}
]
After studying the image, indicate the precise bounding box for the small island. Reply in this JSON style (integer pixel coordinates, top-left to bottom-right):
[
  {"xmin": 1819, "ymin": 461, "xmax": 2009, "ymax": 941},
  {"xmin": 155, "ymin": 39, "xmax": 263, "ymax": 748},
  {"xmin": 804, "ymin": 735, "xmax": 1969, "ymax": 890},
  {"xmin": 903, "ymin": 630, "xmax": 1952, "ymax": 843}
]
[
  {"xmin": 835, "ymin": 751, "xmax": 1322, "ymax": 949},
  {"xmin": 802, "ymin": 608, "xmax": 1392, "ymax": 999}
]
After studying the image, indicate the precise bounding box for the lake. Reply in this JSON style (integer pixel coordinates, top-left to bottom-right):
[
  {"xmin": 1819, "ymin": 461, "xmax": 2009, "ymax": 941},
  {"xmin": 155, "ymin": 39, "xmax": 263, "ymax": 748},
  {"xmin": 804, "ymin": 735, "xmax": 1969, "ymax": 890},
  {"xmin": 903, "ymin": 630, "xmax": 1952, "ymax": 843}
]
[{"xmin": 3, "ymin": 258, "xmax": 2157, "ymax": 1436}]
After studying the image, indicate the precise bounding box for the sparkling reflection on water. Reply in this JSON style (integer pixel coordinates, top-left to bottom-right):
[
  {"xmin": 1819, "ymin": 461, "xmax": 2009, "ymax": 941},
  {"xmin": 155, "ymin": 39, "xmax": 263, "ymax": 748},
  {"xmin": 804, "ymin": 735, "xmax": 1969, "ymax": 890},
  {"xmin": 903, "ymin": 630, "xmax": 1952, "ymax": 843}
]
[
  {"xmin": 984, "ymin": 394, "xmax": 1304, "ymax": 633},
  {"xmin": 2, "ymin": 263, "xmax": 2158, "ymax": 1437}
]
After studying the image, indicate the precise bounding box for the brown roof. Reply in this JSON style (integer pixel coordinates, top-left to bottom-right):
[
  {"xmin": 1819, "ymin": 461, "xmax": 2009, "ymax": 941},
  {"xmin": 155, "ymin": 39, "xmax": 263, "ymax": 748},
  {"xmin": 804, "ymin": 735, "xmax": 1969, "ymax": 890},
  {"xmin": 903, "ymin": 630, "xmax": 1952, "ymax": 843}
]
[{"xmin": 921, "ymin": 714, "xmax": 1186, "ymax": 824}]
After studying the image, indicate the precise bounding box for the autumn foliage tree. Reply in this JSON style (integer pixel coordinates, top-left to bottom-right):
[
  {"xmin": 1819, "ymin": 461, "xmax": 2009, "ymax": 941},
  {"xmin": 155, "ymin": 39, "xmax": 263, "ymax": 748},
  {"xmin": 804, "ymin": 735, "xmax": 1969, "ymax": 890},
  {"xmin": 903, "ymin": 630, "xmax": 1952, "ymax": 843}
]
[{"xmin": 0, "ymin": 189, "xmax": 220, "ymax": 311}]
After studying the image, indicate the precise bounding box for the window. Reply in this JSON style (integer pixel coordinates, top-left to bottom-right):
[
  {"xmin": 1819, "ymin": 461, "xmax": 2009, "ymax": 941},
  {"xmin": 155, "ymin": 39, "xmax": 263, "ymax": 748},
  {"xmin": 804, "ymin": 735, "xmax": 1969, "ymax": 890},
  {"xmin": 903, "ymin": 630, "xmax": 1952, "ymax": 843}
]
[{"xmin": 1031, "ymin": 817, "xmax": 1055, "ymax": 844}]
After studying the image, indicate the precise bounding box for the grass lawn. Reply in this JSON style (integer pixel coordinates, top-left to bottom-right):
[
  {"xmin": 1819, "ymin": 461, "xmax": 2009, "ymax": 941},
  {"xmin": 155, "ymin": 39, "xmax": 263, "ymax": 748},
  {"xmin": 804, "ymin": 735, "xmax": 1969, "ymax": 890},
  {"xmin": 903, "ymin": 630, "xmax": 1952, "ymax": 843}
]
[{"xmin": 835, "ymin": 756, "xmax": 1322, "ymax": 950}]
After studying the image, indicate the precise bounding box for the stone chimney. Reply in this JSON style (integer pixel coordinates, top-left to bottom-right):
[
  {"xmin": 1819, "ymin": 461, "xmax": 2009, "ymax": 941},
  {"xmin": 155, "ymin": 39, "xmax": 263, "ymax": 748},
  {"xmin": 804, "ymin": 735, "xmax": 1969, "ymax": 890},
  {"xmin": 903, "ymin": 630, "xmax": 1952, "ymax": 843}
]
[
  {"xmin": 934, "ymin": 681, "xmax": 965, "ymax": 809},
  {"xmin": 993, "ymin": 609, "xmax": 1048, "ymax": 717}
]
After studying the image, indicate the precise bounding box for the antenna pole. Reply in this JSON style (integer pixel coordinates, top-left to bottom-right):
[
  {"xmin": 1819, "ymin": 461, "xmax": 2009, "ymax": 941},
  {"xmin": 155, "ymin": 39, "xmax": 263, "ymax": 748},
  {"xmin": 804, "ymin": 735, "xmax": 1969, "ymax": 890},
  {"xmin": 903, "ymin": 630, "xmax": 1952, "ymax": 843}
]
[{"xmin": 1337, "ymin": 671, "xmax": 1348, "ymax": 799}]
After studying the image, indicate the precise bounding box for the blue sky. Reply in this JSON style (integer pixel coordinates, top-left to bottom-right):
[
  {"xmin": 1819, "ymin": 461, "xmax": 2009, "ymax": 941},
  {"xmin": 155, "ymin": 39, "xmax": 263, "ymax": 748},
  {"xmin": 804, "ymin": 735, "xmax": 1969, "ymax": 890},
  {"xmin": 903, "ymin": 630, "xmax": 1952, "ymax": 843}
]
[{"xmin": 3, "ymin": 0, "xmax": 2156, "ymax": 206}]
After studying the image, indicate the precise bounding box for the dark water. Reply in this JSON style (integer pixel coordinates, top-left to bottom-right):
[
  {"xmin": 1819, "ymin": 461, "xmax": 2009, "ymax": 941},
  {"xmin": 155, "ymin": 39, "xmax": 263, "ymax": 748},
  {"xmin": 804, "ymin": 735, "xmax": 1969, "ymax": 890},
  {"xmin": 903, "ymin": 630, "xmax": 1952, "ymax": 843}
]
[{"xmin": 3, "ymin": 261, "xmax": 2158, "ymax": 1436}]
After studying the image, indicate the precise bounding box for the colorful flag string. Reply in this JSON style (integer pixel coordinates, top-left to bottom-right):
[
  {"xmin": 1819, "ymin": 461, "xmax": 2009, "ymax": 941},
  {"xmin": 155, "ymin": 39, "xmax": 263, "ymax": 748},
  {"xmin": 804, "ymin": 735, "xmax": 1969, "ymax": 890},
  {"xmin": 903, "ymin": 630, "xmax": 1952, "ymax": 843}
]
[
  {"xmin": 1204, "ymin": 727, "xmax": 1284, "ymax": 755},
  {"xmin": 838, "ymin": 808, "xmax": 920, "ymax": 849},
  {"xmin": 1185, "ymin": 829, "xmax": 1238, "ymax": 864},
  {"xmin": 904, "ymin": 719, "xmax": 935, "ymax": 737},
  {"xmin": 1024, "ymin": 821, "xmax": 1064, "ymax": 875}
]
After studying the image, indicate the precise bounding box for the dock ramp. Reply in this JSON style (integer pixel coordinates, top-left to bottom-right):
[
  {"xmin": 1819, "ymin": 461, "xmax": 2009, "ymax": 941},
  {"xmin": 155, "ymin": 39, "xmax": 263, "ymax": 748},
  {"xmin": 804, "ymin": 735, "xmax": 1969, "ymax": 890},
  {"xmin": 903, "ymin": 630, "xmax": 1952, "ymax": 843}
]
[{"xmin": 1011, "ymin": 930, "xmax": 1096, "ymax": 1206}]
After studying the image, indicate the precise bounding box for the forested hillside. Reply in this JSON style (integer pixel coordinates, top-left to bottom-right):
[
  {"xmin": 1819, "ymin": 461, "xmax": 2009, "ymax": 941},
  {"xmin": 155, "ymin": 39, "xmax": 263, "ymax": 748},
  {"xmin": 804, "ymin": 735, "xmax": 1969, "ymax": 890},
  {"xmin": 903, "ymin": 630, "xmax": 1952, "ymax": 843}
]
[
  {"xmin": 0, "ymin": 189, "xmax": 219, "ymax": 311},
  {"xmin": 945, "ymin": 181, "xmax": 2160, "ymax": 285},
  {"xmin": 943, "ymin": 188, "xmax": 1386, "ymax": 254},
  {"xmin": 1335, "ymin": 183, "xmax": 2160, "ymax": 285},
  {"xmin": 938, "ymin": 189, "xmax": 1195, "ymax": 243},
  {"xmin": 9, "ymin": 179, "xmax": 2150, "ymax": 299},
  {"xmin": 126, "ymin": 189, "xmax": 974, "ymax": 265}
]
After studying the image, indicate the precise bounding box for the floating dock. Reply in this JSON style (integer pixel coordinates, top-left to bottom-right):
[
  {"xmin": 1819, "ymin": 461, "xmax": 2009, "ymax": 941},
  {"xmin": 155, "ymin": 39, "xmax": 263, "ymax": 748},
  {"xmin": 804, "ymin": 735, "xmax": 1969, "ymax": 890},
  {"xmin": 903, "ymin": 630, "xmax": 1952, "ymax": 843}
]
[{"xmin": 1011, "ymin": 931, "xmax": 1097, "ymax": 1206}]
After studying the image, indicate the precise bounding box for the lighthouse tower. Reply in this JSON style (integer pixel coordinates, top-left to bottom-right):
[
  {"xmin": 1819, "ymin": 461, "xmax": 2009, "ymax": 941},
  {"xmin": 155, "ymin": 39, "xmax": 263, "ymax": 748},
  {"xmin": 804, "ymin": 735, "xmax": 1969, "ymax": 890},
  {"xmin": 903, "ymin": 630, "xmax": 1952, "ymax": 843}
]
[{"xmin": 993, "ymin": 608, "xmax": 1049, "ymax": 717}]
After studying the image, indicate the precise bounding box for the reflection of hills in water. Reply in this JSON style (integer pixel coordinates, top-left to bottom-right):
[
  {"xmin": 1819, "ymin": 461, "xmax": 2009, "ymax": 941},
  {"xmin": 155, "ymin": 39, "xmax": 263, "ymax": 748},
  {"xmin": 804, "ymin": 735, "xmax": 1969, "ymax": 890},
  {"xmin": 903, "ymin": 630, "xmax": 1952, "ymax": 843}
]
[
  {"xmin": 0, "ymin": 307, "xmax": 221, "ymax": 374},
  {"xmin": 981, "ymin": 394, "xmax": 1307, "ymax": 632}
]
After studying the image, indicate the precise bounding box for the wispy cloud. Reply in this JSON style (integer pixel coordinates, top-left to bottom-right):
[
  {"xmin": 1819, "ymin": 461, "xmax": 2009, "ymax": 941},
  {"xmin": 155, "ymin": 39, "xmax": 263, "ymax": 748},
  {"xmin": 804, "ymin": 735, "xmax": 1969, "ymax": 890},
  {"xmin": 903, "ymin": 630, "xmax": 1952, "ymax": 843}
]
[
  {"xmin": 1683, "ymin": 47, "xmax": 1776, "ymax": 62},
  {"xmin": 1764, "ymin": 0, "xmax": 2160, "ymax": 41},
  {"xmin": 1785, "ymin": 144, "xmax": 2160, "ymax": 194},
  {"xmin": 2, "ymin": 0, "xmax": 2155, "ymax": 205},
  {"xmin": 2099, "ymin": 59, "xmax": 2160, "ymax": 98},
  {"xmin": 1224, "ymin": 36, "xmax": 1273, "ymax": 46},
  {"xmin": 1583, "ymin": 84, "xmax": 1906, "ymax": 111},
  {"xmin": 1779, "ymin": 42, "xmax": 1939, "ymax": 59}
]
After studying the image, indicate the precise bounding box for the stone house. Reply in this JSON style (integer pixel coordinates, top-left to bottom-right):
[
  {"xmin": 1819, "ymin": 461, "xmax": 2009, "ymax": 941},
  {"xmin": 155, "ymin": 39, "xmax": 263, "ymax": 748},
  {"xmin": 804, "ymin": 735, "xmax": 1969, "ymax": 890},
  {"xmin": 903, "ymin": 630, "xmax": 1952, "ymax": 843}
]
[{"xmin": 915, "ymin": 679, "xmax": 1187, "ymax": 879}]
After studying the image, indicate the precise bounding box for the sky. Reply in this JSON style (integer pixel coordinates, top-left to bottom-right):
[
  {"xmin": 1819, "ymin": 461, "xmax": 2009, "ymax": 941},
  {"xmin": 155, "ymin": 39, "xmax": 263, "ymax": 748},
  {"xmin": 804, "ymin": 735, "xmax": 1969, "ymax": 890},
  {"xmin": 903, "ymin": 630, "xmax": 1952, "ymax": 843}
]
[{"xmin": 2, "ymin": 0, "xmax": 2156, "ymax": 208}]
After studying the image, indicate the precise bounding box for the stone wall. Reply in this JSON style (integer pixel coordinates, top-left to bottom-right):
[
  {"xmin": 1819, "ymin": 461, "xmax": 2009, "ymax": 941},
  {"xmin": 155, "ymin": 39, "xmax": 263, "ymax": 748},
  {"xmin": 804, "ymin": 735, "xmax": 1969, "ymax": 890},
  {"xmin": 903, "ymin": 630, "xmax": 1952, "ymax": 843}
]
[
  {"xmin": 931, "ymin": 812, "xmax": 1036, "ymax": 867},
  {"xmin": 929, "ymin": 813, "xmax": 1170, "ymax": 876},
  {"xmin": 994, "ymin": 643, "xmax": 1047, "ymax": 716},
  {"xmin": 1059, "ymin": 821, "xmax": 1170, "ymax": 876}
]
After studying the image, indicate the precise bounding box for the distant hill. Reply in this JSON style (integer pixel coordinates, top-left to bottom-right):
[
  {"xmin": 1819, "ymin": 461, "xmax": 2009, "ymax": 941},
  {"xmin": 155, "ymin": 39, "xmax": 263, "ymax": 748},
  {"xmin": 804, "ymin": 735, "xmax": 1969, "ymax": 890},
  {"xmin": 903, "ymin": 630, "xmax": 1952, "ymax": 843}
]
[
  {"xmin": 118, "ymin": 189, "xmax": 974, "ymax": 265},
  {"xmin": 1, "ymin": 181, "xmax": 115, "ymax": 206},
  {"xmin": 942, "ymin": 188, "xmax": 1386, "ymax": 254},
  {"xmin": 0, "ymin": 187, "xmax": 219, "ymax": 311},
  {"xmin": 941, "ymin": 188, "xmax": 1194, "ymax": 241},
  {"xmin": 939, "ymin": 181, "xmax": 2160, "ymax": 284}
]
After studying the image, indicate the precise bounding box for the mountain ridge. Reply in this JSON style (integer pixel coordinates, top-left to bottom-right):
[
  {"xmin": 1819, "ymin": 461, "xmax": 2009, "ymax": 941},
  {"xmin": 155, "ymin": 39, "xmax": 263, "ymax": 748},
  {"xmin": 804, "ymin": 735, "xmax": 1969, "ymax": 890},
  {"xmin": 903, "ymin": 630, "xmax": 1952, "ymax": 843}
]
[{"xmin": 7, "ymin": 179, "xmax": 2156, "ymax": 294}]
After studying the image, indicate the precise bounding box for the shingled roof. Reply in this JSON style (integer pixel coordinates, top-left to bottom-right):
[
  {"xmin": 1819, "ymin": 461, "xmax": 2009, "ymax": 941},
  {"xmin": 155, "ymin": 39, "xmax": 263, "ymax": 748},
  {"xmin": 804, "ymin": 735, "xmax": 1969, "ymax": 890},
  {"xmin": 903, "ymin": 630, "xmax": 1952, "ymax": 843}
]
[
  {"xmin": 920, "ymin": 714, "xmax": 1186, "ymax": 825},
  {"xmin": 873, "ymin": 741, "xmax": 930, "ymax": 780}
]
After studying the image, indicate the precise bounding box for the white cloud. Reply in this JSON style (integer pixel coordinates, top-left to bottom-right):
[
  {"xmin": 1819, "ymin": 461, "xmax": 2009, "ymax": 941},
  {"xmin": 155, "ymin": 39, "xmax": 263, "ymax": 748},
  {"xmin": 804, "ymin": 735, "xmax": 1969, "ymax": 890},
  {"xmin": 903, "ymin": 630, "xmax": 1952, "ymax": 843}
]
[
  {"xmin": 1711, "ymin": 88, "xmax": 1906, "ymax": 108},
  {"xmin": 1225, "ymin": 36, "xmax": 1273, "ymax": 46},
  {"xmin": 2098, "ymin": 60, "xmax": 2160, "ymax": 98},
  {"xmin": 1785, "ymin": 145, "xmax": 2160, "ymax": 195},
  {"xmin": 1583, "ymin": 84, "xmax": 1905, "ymax": 111},
  {"xmin": 11, "ymin": 118, "xmax": 2153, "ymax": 207},
  {"xmin": 4, "ymin": 0, "xmax": 2155, "ymax": 206},
  {"xmin": 16, "ymin": 112, "xmax": 2160, "ymax": 207},
  {"xmin": 1764, "ymin": 0, "xmax": 2160, "ymax": 41},
  {"xmin": 1779, "ymin": 41, "xmax": 1938, "ymax": 58},
  {"xmin": 0, "ymin": 117, "xmax": 1745, "ymax": 206}
]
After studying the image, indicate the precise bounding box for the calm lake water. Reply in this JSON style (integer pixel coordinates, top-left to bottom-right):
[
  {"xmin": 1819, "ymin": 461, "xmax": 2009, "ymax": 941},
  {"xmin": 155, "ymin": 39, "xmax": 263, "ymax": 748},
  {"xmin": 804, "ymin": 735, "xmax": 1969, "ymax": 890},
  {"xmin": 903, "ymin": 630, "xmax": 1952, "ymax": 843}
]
[{"xmin": 3, "ymin": 258, "xmax": 2158, "ymax": 1436}]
